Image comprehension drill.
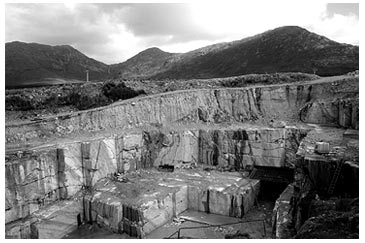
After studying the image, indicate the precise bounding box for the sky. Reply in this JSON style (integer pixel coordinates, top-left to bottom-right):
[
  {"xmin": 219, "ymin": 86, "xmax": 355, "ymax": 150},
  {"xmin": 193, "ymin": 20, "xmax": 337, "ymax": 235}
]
[{"xmin": 5, "ymin": 1, "xmax": 359, "ymax": 64}]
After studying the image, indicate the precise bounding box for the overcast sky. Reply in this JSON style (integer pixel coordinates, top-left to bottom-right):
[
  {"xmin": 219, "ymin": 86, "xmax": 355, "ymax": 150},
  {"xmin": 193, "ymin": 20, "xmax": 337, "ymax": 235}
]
[{"xmin": 5, "ymin": 1, "xmax": 359, "ymax": 64}]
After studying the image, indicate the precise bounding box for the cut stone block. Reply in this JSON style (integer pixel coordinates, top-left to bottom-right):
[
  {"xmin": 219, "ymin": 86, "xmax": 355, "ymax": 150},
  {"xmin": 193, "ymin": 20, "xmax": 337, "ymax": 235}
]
[
  {"xmin": 5, "ymin": 149, "xmax": 59, "ymax": 223},
  {"xmin": 6, "ymin": 200, "xmax": 82, "ymax": 239},
  {"xmin": 175, "ymin": 185, "xmax": 188, "ymax": 215},
  {"xmin": 187, "ymin": 186, "xmax": 209, "ymax": 212},
  {"xmin": 88, "ymin": 138, "xmax": 118, "ymax": 184},
  {"xmin": 5, "ymin": 217, "xmax": 37, "ymax": 239},
  {"xmin": 32, "ymin": 200, "xmax": 83, "ymax": 239},
  {"xmin": 60, "ymin": 143, "xmax": 83, "ymax": 197}
]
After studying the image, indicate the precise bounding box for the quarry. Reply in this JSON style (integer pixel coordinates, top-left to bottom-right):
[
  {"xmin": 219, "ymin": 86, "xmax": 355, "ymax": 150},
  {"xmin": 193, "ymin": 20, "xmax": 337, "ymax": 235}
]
[{"xmin": 5, "ymin": 73, "xmax": 359, "ymax": 239}]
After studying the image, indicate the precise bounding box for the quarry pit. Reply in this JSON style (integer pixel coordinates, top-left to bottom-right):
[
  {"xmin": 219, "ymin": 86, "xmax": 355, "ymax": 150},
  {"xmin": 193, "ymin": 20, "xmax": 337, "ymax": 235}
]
[{"xmin": 5, "ymin": 75, "xmax": 359, "ymax": 239}]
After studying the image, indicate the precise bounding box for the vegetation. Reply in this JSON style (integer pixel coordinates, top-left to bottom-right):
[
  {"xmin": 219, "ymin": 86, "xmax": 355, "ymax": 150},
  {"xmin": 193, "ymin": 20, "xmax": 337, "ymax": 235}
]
[
  {"xmin": 5, "ymin": 95, "xmax": 35, "ymax": 111},
  {"xmin": 6, "ymin": 81, "xmax": 146, "ymax": 111},
  {"xmin": 220, "ymin": 72, "xmax": 319, "ymax": 87},
  {"xmin": 102, "ymin": 81, "xmax": 146, "ymax": 102}
]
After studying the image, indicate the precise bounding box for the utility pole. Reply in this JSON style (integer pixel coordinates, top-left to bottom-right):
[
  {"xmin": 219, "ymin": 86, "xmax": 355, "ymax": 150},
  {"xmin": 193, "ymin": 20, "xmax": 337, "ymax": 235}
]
[{"xmin": 86, "ymin": 70, "xmax": 89, "ymax": 82}]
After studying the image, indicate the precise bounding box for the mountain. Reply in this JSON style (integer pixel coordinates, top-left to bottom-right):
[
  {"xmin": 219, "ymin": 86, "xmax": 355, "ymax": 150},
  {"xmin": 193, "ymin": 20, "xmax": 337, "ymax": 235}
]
[
  {"xmin": 6, "ymin": 26, "xmax": 359, "ymax": 88},
  {"xmin": 109, "ymin": 47, "xmax": 179, "ymax": 79},
  {"xmin": 112, "ymin": 26, "xmax": 359, "ymax": 79},
  {"xmin": 5, "ymin": 41, "xmax": 109, "ymax": 88}
]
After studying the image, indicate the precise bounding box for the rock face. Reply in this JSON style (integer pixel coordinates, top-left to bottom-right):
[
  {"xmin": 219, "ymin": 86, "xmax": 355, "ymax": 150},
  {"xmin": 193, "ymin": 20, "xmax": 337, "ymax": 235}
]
[
  {"xmin": 6, "ymin": 124, "xmax": 305, "ymax": 238},
  {"xmin": 6, "ymin": 200, "xmax": 83, "ymax": 239},
  {"xmin": 142, "ymin": 130, "xmax": 199, "ymax": 168},
  {"xmin": 271, "ymin": 126, "xmax": 359, "ymax": 239},
  {"xmin": 5, "ymin": 127, "xmax": 301, "ymax": 220},
  {"xmin": 5, "ymin": 149, "xmax": 60, "ymax": 224},
  {"xmin": 82, "ymin": 170, "xmax": 260, "ymax": 238},
  {"xmin": 272, "ymin": 184, "xmax": 296, "ymax": 238},
  {"xmin": 134, "ymin": 127, "xmax": 306, "ymax": 170},
  {"xmin": 5, "ymin": 137, "xmax": 118, "ymax": 226},
  {"xmin": 5, "ymin": 76, "xmax": 359, "ymax": 239},
  {"xmin": 5, "ymin": 76, "xmax": 358, "ymax": 145},
  {"xmin": 198, "ymin": 128, "xmax": 304, "ymax": 169}
]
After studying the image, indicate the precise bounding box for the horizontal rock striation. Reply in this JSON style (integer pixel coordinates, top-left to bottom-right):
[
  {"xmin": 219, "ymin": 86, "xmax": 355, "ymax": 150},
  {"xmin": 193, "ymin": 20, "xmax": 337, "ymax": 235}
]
[
  {"xmin": 5, "ymin": 76, "xmax": 358, "ymax": 238},
  {"xmin": 5, "ymin": 76, "xmax": 358, "ymax": 145}
]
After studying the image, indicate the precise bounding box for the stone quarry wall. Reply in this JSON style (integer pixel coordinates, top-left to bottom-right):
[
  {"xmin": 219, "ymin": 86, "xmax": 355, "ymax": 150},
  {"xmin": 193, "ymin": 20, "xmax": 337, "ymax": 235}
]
[
  {"xmin": 5, "ymin": 76, "xmax": 358, "ymax": 238},
  {"xmin": 272, "ymin": 157, "xmax": 359, "ymax": 239},
  {"xmin": 5, "ymin": 126, "xmax": 304, "ymax": 229},
  {"xmin": 6, "ymin": 149, "xmax": 60, "ymax": 225},
  {"xmin": 272, "ymin": 184, "xmax": 296, "ymax": 238},
  {"xmin": 6, "ymin": 77, "xmax": 358, "ymax": 145},
  {"xmin": 271, "ymin": 128, "xmax": 359, "ymax": 239},
  {"xmin": 197, "ymin": 128, "xmax": 306, "ymax": 169}
]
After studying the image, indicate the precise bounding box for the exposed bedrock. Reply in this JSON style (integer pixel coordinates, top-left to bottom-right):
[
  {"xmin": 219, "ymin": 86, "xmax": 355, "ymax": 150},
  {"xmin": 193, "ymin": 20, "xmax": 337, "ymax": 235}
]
[
  {"xmin": 133, "ymin": 127, "xmax": 308, "ymax": 169},
  {"xmin": 82, "ymin": 171, "xmax": 260, "ymax": 238},
  {"xmin": 5, "ymin": 149, "xmax": 60, "ymax": 225},
  {"xmin": 6, "ymin": 200, "xmax": 82, "ymax": 239},
  {"xmin": 300, "ymin": 98, "xmax": 359, "ymax": 129},
  {"xmin": 5, "ymin": 138, "xmax": 118, "ymax": 226},
  {"xmin": 272, "ymin": 184, "xmax": 296, "ymax": 238},
  {"xmin": 5, "ymin": 128, "xmax": 302, "ymax": 218},
  {"xmin": 5, "ymin": 77, "xmax": 358, "ymax": 145},
  {"xmin": 5, "ymin": 77, "xmax": 358, "ymax": 238},
  {"xmin": 5, "ymin": 126, "xmax": 306, "ymax": 238},
  {"xmin": 271, "ymin": 127, "xmax": 359, "ymax": 239}
]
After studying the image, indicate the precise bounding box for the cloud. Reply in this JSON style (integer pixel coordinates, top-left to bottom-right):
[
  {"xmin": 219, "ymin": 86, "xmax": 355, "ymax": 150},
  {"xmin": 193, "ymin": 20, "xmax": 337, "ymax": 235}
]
[
  {"xmin": 5, "ymin": 3, "xmax": 220, "ymax": 64},
  {"xmin": 326, "ymin": 3, "xmax": 359, "ymax": 19},
  {"xmin": 311, "ymin": 13, "xmax": 359, "ymax": 45},
  {"xmin": 93, "ymin": 3, "xmax": 220, "ymax": 42},
  {"xmin": 5, "ymin": 3, "xmax": 119, "ymax": 62},
  {"xmin": 6, "ymin": 4, "xmax": 113, "ymax": 45}
]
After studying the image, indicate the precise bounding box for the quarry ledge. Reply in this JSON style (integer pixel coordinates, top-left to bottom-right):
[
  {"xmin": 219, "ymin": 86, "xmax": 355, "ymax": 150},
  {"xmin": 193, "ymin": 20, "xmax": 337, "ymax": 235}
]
[
  {"xmin": 5, "ymin": 74, "xmax": 352, "ymax": 127},
  {"xmin": 6, "ymin": 75, "xmax": 358, "ymax": 146}
]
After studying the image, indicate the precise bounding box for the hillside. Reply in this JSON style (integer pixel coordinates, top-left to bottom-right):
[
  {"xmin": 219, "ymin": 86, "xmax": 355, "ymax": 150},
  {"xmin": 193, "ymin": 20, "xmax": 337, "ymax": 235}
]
[
  {"xmin": 110, "ymin": 47, "xmax": 179, "ymax": 79},
  {"xmin": 5, "ymin": 41, "xmax": 110, "ymax": 88},
  {"xmin": 113, "ymin": 26, "xmax": 359, "ymax": 79},
  {"xmin": 5, "ymin": 26, "xmax": 359, "ymax": 87}
]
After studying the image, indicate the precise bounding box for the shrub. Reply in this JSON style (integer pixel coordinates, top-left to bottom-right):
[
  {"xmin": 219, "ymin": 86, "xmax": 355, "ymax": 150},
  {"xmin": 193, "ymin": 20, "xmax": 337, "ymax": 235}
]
[
  {"xmin": 66, "ymin": 89, "xmax": 109, "ymax": 110},
  {"xmin": 102, "ymin": 81, "xmax": 146, "ymax": 102},
  {"xmin": 6, "ymin": 95, "xmax": 34, "ymax": 111}
]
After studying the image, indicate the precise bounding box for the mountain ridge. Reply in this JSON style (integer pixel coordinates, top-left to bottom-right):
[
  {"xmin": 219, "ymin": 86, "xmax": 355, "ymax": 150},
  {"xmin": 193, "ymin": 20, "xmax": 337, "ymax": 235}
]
[
  {"xmin": 110, "ymin": 26, "xmax": 358, "ymax": 79},
  {"xmin": 149, "ymin": 26, "xmax": 358, "ymax": 79},
  {"xmin": 5, "ymin": 41, "xmax": 110, "ymax": 88},
  {"xmin": 5, "ymin": 26, "xmax": 359, "ymax": 88}
]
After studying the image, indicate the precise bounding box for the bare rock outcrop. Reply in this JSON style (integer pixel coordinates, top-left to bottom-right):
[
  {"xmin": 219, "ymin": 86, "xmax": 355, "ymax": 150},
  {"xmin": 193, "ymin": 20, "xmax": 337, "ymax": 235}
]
[{"xmin": 5, "ymin": 76, "xmax": 358, "ymax": 146}]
